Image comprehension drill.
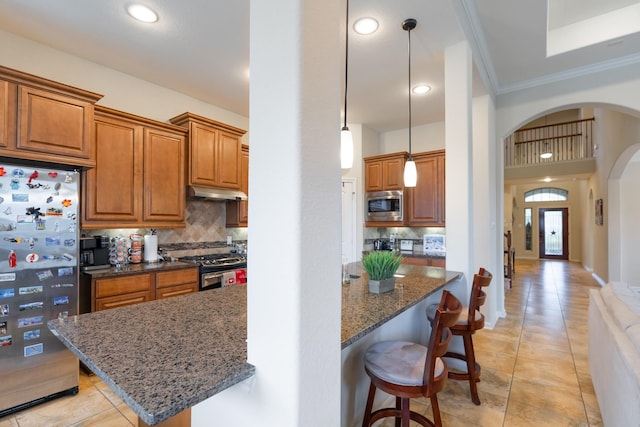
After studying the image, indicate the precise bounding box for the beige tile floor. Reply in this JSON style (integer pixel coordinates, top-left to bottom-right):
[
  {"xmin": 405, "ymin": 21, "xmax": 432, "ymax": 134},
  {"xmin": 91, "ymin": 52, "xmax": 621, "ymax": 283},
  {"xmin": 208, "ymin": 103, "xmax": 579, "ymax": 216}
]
[
  {"xmin": 1, "ymin": 259, "xmax": 603, "ymax": 426},
  {"xmin": 374, "ymin": 259, "xmax": 603, "ymax": 427}
]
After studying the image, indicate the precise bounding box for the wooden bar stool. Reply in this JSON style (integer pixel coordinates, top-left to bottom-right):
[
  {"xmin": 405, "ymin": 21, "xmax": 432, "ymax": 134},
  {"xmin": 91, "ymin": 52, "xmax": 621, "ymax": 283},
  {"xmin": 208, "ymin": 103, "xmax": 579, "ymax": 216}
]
[
  {"xmin": 427, "ymin": 268, "xmax": 492, "ymax": 405},
  {"xmin": 361, "ymin": 290, "xmax": 462, "ymax": 427}
]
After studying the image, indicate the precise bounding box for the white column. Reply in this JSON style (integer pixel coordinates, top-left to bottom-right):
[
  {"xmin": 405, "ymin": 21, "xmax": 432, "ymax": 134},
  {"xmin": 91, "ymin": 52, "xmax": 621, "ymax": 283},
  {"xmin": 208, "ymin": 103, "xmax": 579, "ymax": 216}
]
[
  {"xmin": 445, "ymin": 41, "xmax": 473, "ymax": 292},
  {"xmin": 472, "ymin": 95, "xmax": 504, "ymax": 325},
  {"xmin": 192, "ymin": 0, "xmax": 342, "ymax": 425}
]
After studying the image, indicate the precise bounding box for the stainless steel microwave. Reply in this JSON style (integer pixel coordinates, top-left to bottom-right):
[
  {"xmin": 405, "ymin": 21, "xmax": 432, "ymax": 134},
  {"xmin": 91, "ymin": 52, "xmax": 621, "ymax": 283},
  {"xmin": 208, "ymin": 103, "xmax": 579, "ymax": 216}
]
[{"xmin": 366, "ymin": 190, "xmax": 403, "ymax": 222}]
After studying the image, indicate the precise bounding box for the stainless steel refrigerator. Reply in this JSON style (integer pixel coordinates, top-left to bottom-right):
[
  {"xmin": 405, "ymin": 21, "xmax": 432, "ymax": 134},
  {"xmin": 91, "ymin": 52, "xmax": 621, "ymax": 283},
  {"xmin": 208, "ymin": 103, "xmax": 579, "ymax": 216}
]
[{"xmin": 0, "ymin": 163, "xmax": 80, "ymax": 416}]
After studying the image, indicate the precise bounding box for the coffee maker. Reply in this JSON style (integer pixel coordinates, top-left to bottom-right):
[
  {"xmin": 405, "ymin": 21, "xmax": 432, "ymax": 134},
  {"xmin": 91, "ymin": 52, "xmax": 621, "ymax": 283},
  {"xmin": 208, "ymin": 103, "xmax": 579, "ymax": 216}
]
[{"xmin": 79, "ymin": 236, "xmax": 110, "ymax": 270}]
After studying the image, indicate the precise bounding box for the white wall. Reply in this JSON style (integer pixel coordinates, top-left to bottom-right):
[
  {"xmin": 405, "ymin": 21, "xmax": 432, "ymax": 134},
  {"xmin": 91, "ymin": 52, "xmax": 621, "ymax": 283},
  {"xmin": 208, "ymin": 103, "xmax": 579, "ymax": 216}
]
[
  {"xmin": 591, "ymin": 109, "xmax": 640, "ymax": 282},
  {"xmin": 379, "ymin": 121, "xmax": 445, "ymax": 154},
  {"xmin": 620, "ymin": 155, "xmax": 640, "ymax": 284},
  {"xmin": 0, "ymin": 29, "xmax": 249, "ymax": 142}
]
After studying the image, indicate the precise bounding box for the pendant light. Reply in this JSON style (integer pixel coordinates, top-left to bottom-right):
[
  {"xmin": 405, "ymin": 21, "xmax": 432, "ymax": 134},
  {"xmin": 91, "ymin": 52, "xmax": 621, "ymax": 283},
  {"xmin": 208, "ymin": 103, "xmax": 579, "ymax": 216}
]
[
  {"xmin": 540, "ymin": 115, "xmax": 552, "ymax": 159},
  {"xmin": 403, "ymin": 19, "xmax": 417, "ymax": 187},
  {"xmin": 341, "ymin": 0, "xmax": 354, "ymax": 169}
]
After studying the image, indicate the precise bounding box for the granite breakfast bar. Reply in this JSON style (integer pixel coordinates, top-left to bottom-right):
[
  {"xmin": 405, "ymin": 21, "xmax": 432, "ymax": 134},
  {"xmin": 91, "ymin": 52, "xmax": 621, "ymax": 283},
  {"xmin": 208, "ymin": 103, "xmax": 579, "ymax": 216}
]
[
  {"xmin": 340, "ymin": 263, "xmax": 462, "ymax": 426},
  {"xmin": 48, "ymin": 263, "xmax": 461, "ymax": 426}
]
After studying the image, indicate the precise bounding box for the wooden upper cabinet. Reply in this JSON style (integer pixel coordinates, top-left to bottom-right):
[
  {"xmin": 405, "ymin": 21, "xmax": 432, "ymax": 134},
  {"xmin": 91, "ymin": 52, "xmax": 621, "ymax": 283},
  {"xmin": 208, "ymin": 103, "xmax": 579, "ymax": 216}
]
[
  {"xmin": 226, "ymin": 144, "xmax": 249, "ymax": 227},
  {"xmin": 17, "ymin": 86, "xmax": 94, "ymax": 160},
  {"xmin": 364, "ymin": 153, "xmax": 406, "ymax": 192},
  {"xmin": 405, "ymin": 150, "xmax": 445, "ymax": 226},
  {"xmin": 217, "ymin": 131, "xmax": 243, "ymax": 188},
  {"xmin": 83, "ymin": 112, "xmax": 143, "ymax": 223},
  {"xmin": 82, "ymin": 106, "xmax": 186, "ymax": 229},
  {"xmin": 169, "ymin": 112, "xmax": 246, "ymax": 189},
  {"xmin": 143, "ymin": 127, "xmax": 185, "ymax": 223},
  {"xmin": 0, "ymin": 65, "xmax": 102, "ymax": 166},
  {"xmin": 364, "ymin": 150, "xmax": 445, "ymax": 227},
  {"xmin": 0, "ymin": 80, "xmax": 11, "ymax": 148}
]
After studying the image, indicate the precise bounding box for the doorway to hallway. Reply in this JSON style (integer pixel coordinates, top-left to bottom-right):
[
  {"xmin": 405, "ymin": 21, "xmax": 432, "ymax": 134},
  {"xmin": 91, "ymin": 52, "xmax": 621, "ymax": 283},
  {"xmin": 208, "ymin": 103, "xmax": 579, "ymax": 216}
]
[{"xmin": 538, "ymin": 208, "xmax": 568, "ymax": 260}]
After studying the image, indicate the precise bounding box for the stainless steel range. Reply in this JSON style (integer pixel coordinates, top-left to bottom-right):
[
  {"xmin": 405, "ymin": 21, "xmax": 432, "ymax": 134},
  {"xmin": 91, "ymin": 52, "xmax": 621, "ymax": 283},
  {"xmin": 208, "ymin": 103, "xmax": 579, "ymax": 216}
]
[{"xmin": 179, "ymin": 253, "xmax": 247, "ymax": 291}]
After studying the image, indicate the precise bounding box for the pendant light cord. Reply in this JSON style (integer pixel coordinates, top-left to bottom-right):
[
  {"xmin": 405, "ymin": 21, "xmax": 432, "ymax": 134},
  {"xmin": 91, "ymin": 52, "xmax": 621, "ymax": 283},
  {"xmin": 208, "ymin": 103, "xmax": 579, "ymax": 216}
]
[
  {"xmin": 407, "ymin": 24, "xmax": 412, "ymax": 159},
  {"xmin": 343, "ymin": 0, "xmax": 349, "ymax": 129}
]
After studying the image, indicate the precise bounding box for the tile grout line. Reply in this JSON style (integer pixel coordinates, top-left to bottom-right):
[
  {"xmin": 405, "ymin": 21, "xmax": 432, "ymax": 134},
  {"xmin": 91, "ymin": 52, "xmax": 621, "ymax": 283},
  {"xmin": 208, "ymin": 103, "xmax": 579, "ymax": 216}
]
[
  {"xmin": 553, "ymin": 265, "xmax": 595, "ymax": 426},
  {"xmin": 501, "ymin": 273, "xmax": 531, "ymax": 427}
]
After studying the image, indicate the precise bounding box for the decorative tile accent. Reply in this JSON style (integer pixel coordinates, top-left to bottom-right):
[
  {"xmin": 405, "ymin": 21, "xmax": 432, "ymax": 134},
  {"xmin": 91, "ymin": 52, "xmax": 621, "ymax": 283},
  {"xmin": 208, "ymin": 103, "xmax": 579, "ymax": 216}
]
[{"xmin": 81, "ymin": 200, "xmax": 249, "ymax": 250}]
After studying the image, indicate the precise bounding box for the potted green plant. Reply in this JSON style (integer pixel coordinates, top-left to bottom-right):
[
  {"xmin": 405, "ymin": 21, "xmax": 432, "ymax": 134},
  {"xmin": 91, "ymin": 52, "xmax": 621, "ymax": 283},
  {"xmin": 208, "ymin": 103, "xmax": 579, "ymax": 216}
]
[{"xmin": 362, "ymin": 251, "xmax": 403, "ymax": 293}]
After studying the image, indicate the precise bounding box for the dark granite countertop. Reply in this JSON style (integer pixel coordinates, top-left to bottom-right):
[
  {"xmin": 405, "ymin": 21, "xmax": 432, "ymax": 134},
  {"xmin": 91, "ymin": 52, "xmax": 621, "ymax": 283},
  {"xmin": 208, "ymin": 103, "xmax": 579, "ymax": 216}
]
[
  {"xmin": 341, "ymin": 263, "xmax": 461, "ymax": 348},
  {"xmin": 80, "ymin": 260, "xmax": 197, "ymax": 278},
  {"xmin": 48, "ymin": 285, "xmax": 254, "ymax": 426},
  {"xmin": 400, "ymin": 250, "xmax": 446, "ymax": 259},
  {"xmin": 48, "ymin": 264, "xmax": 460, "ymax": 424},
  {"xmin": 362, "ymin": 250, "xmax": 446, "ymax": 259}
]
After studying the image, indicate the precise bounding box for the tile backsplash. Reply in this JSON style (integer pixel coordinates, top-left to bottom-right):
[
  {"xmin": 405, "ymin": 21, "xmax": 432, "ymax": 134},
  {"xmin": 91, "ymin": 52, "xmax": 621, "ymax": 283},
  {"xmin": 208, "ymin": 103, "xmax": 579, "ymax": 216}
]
[
  {"xmin": 81, "ymin": 199, "xmax": 248, "ymax": 246},
  {"xmin": 364, "ymin": 226, "xmax": 444, "ymax": 241}
]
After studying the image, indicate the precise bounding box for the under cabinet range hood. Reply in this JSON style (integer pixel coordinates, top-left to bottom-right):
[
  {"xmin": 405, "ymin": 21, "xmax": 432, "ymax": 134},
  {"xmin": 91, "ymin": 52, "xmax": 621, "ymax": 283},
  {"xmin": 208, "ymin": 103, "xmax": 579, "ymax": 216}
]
[{"xmin": 187, "ymin": 185, "xmax": 247, "ymax": 201}]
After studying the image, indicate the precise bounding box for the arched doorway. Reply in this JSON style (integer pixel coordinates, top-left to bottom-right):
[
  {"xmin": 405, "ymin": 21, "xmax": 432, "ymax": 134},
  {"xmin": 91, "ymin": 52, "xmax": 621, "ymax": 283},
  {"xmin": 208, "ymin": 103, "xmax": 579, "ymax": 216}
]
[
  {"xmin": 608, "ymin": 143, "xmax": 640, "ymax": 283},
  {"xmin": 499, "ymin": 103, "xmax": 640, "ymax": 291}
]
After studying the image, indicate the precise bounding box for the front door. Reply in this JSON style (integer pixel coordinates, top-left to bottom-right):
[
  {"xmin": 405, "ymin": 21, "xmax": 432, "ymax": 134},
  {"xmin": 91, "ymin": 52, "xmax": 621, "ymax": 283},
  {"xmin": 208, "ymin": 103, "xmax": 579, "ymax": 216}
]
[{"xmin": 539, "ymin": 208, "xmax": 568, "ymax": 260}]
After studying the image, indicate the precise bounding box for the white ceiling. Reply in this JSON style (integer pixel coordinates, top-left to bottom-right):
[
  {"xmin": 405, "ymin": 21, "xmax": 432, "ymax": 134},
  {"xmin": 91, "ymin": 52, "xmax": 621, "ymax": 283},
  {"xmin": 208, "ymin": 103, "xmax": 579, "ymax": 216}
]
[{"xmin": 0, "ymin": 0, "xmax": 639, "ymax": 133}]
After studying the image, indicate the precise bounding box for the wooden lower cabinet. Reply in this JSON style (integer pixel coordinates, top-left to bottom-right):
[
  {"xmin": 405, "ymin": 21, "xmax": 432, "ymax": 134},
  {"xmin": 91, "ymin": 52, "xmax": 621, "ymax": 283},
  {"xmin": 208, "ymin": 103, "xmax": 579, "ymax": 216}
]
[
  {"xmin": 95, "ymin": 290, "xmax": 154, "ymax": 311},
  {"xmin": 139, "ymin": 409, "xmax": 190, "ymax": 427},
  {"xmin": 93, "ymin": 273, "xmax": 153, "ymax": 311},
  {"xmin": 401, "ymin": 257, "xmax": 445, "ymax": 268},
  {"xmin": 88, "ymin": 267, "xmax": 198, "ymax": 312},
  {"xmin": 155, "ymin": 268, "xmax": 199, "ymax": 299}
]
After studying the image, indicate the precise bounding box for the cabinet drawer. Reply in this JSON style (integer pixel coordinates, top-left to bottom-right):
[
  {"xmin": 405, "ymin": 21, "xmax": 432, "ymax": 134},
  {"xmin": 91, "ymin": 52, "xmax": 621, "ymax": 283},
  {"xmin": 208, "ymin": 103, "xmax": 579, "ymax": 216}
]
[
  {"xmin": 155, "ymin": 268, "xmax": 198, "ymax": 289},
  {"xmin": 430, "ymin": 258, "xmax": 446, "ymax": 268},
  {"xmin": 95, "ymin": 274, "xmax": 153, "ymax": 299},
  {"xmin": 95, "ymin": 291, "xmax": 153, "ymax": 311},
  {"xmin": 156, "ymin": 283, "xmax": 198, "ymax": 299},
  {"xmin": 401, "ymin": 257, "xmax": 445, "ymax": 267},
  {"xmin": 401, "ymin": 257, "xmax": 429, "ymax": 266}
]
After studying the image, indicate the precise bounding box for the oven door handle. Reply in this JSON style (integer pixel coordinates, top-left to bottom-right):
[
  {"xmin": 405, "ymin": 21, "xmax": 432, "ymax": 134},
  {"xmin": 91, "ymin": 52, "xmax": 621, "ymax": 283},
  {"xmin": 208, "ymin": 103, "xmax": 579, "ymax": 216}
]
[
  {"xmin": 202, "ymin": 272, "xmax": 224, "ymax": 281},
  {"xmin": 201, "ymin": 271, "xmax": 224, "ymax": 291}
]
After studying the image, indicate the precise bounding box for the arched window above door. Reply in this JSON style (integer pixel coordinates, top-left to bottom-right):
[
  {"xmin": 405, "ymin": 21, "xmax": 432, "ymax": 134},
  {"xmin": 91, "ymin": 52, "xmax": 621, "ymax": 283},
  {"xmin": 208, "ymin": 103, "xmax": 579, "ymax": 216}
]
[{"xmin": 524, "ymin": 188, "xmax": 568, "ymax": 202}]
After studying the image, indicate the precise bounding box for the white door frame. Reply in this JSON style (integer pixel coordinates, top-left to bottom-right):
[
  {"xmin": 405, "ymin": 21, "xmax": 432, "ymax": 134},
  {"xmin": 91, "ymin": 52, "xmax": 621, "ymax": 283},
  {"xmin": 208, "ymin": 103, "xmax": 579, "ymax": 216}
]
[{"xmin": 341, "ymin": 178, "xmax": 357, "ymax": 263}]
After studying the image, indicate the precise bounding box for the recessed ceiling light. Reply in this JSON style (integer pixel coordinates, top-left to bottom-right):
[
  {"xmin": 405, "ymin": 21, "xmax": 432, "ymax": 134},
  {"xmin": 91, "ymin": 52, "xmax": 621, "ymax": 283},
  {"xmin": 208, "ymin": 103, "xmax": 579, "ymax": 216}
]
[
  {"xmin": 543, "ymin": 177, "xmax": 552, "ymax": 182},
  {"xmin": 354, "ymin": 18, "xmax": 379, "ymax": 35},
  {"xmin": 127, "ymin": 4, "xmax": 158, "ymax": 23},
  {"xmin": 412, "ymin": 85, "xmax": 431, "ymax": 94}
]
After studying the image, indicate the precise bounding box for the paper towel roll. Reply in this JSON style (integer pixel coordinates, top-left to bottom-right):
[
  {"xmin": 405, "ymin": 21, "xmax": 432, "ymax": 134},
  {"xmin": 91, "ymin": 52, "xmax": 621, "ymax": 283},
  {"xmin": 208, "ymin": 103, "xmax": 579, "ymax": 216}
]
[{"xmin": 144, "ymin": 234, "xmax": 158, "ymax": 263}]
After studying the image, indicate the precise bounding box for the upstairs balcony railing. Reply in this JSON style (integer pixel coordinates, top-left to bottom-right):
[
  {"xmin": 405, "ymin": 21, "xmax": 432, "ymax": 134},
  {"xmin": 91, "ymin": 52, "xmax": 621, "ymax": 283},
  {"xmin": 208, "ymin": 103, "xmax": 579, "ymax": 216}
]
[{"xmin": 505, "ymin": 118, "xmax": 594, "ymax": 167}]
